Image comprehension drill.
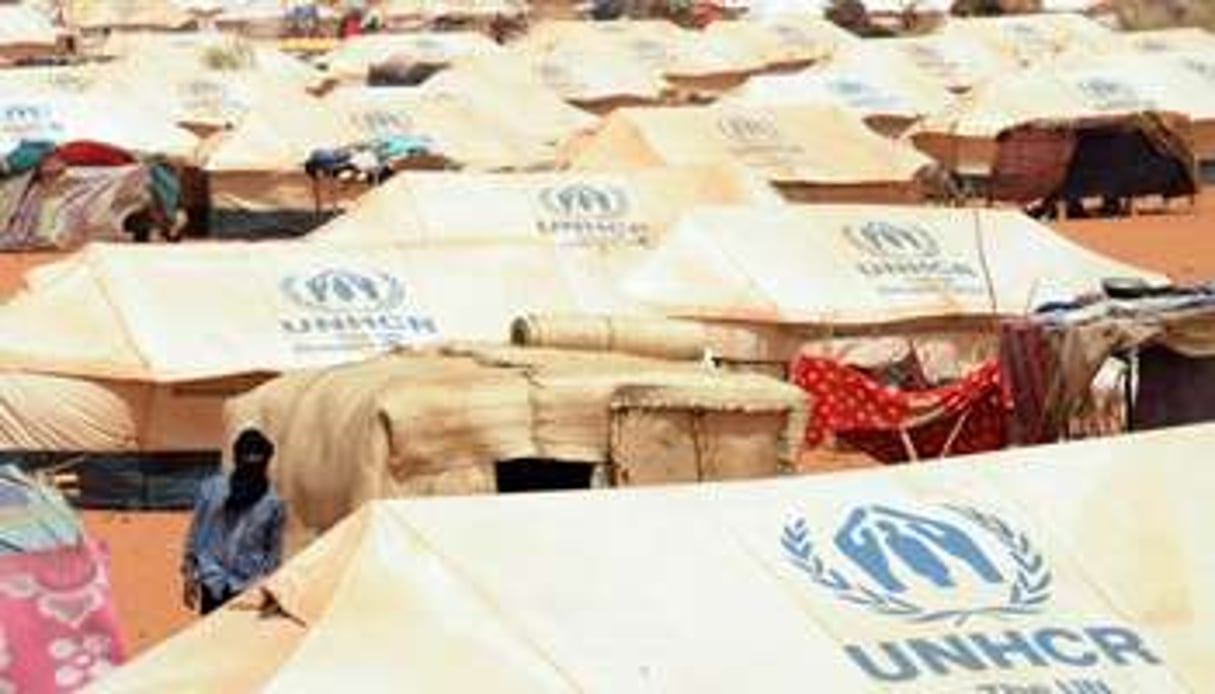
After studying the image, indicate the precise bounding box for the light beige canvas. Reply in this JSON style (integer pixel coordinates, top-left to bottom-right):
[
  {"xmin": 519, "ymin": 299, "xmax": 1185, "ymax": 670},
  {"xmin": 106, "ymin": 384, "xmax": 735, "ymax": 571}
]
[
  {"xmin": 624, "ymin": 204, "xmax": 1165, "ymax": 326},
  {"xmin": 97, "ymin": 424, "xmax": 1215, "ymax": 692}
]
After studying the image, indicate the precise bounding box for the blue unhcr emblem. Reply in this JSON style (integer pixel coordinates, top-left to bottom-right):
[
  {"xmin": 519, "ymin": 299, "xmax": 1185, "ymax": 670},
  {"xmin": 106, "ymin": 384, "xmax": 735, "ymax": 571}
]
[{"xmin": 781, "ymin": 505, "xmax": 1051, "ymax": 626}]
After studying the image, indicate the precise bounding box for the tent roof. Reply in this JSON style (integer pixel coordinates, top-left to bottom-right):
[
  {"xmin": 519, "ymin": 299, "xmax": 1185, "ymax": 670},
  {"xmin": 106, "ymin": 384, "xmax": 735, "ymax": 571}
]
[
  {"xmin": 327, "ymin": 84, "xmax": 594, "ymax": 172},
  {"xmin": 1107, "ymin": 28, "xmax": 1215, "ymax": 54},
  {"xmin": 0, "ymin": 5, "xmax": 58, "ymax": 50},
  {"xmin": 61, "ymin": 0, "xmax": 194, "ymax": 29},
  {"xmin": 915, "ymin": 52, "xmax": 1215, "ymax": 141},
  {"xmin": 623, "ymin": 204, "xmax": 1166, "ymax": 326},
  {"xmin": 728, "ymin": 47, "xmax": 954, "ymax": 120},
  {"xmin": 701, "ymin": 16, "xmax": 859, "ymax": 68},
  {"xmin": 0, "ymin": 92, "xmax": 198, "ymax": 157},
  {"xmin": 309, "ymin": 166, "xmax": 781, "ymax": 246},
  {"xmin": 0, "ymin": 238, "xmax": 636, "ymax": 382},
  {"xmin": 377, "ymin": 0, "xmax": 527, "ymax": 20},
  {"xmin": 97, "ymin": 423, "xmax": 1215, "ymax": 691},
  {"xmin": 93, "ymin": 33, "xmax": 324, "ymax": 130},
  {"xmin": 320, "ymin": 32, "xmax": 503, "ymax": 82},
  {"xmin": 466, "ymin": 48, "xmax": 669, "ymax": 106},
  {"xmin": 521, "ymin": 19, "xmax": 768, "ymax": 79},
  {"xmin": 566, "ymin": 104, "xmax": 932, "ymax": 187},
  {"xmin": 940, "ymin": 13, "xmax": 1113, "ymax": 66},
  {"xmin": 835, "ymin": 33, "xmax": 1016, "ymax": 93}
]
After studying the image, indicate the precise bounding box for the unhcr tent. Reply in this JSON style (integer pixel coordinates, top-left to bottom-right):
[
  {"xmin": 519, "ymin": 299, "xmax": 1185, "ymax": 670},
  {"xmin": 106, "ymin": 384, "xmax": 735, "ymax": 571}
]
[
  {"xmin": 912, "ymin": 55, "xmax": 1215, "ymax": 173},
  {"xmin": 940, "ymin": 13, "xmax": 1113, "ymax": 66},
  {"xmin": 473, "ymin": 47, "xmax": 670, "ymax": 113},
  {"xmin": 520, "ymin": 20, "xmax": 769, "ymax": 93},
  {"xmin": 624, "ymin": 204, "xmax": 1164, "ymax": 334},
  {"xmin": 376, "ymin": 0, "xmax": 527, "ymax": 29},
  {"xmin": 95, "ymin": 424, "xmax": 1215, "ymax": 692},
  {"xmin": 727, "ymin": 48, "xmax": 954, "ymax": 135},
  {"xmin": 836, "ymin": 33, "xmax": 1015, "ymax": 93},
  {"xmin": 1106, "ymin": 27, "xmax": 1215, "ymax": 54},
  {"xmin": 701, "ymin": 15, "xmax": 860, "ymax": 71},
  {"xmin": 565, "ymin": 105, "xmax": 934, "ymax": 203},
  {"xmin": 93, "ymin": 33, "xmax": 324, "ymax": 130},
  {"xmin": 61, "ymin": 0, "xmax": 194, "ymax": 31},
  {"xmin": 309, "ymin": 166, "xmax": 781, "ymax": 245},
  {"xmin": 0, "ymin": 236, "xmax": 634, "ymax": 450},
  {"xmin": 329, "ymin": 83, "xmax": 594, "ymax": 172},
  {"xmin": 419, "ymin": 64, "xmax": 599, "ymax": 164},
  {"xmin": 0, "ymin": 5, "xmax": 58, "ymax": 62},
  {"xmin": 319, "ymin": 32, "xmax": 503, "ymax": 84},
  {"xmin": 0, "ymin": 93, "xmax": 198, "ymax": 158}
]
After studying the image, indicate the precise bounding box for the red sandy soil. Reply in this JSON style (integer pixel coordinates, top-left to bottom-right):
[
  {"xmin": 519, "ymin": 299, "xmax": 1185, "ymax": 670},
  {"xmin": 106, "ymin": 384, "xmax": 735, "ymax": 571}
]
[
  {"xmin": 1052, "ymin": 190, "xmax": 1215, "ymax": 284},
  {"xmin": 81, "ymin": 511, "xmax": 196, "ymax": 657}
]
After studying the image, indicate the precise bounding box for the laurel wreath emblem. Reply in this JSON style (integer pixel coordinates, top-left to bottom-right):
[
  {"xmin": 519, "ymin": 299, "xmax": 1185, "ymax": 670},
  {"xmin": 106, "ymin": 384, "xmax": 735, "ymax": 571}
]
[{"xmin": 781, "ymin": 505, "xmax": 1052, "ymax": 626}]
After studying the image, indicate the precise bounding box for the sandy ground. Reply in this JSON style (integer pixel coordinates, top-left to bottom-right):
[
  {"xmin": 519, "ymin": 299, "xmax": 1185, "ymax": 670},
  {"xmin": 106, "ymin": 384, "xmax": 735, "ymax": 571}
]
[
  {"xmin": 82, "ymin": 511, "xmax": 196, "ymax": 657},
  {"xmin": 1052, "ymin": 191, "xmax": 1215, "ymax": 284}
]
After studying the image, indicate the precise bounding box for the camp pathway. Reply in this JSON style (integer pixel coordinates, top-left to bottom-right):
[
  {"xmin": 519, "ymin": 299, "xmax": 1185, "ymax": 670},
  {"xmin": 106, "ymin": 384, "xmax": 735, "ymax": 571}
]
[
  {"xmin": 1052, "ymin": 188, "xmax": 1215, "ymax": 285},
  {"xmin": 81, "ymin": 511, "xmax": 195, "ymax": 656}
]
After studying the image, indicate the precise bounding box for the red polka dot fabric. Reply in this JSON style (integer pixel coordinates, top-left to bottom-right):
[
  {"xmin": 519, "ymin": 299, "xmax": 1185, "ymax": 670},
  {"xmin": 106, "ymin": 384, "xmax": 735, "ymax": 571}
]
[{"xmin": 791, "ymin": 356, "xmax": 1009, "ymax": 464}]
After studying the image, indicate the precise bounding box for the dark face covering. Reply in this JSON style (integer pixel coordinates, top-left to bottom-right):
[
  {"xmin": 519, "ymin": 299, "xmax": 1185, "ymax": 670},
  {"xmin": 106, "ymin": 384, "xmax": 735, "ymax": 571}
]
[{"xmin": 225, "ymin": 455, "xmax": 270, "ymax": 514}]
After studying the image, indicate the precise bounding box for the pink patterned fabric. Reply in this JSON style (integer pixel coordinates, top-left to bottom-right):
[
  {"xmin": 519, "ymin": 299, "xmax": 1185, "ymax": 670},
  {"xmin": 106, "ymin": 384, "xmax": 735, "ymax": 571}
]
[{"xmin": 0, "ymin": 540, "xmax": 125, "ymax": 693}]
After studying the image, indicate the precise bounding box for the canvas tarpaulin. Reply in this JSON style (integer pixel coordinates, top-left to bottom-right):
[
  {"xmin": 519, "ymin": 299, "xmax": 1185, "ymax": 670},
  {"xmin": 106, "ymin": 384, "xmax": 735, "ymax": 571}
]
[
  {"xmin": 97, "ymin": 424, "xmax": 1215, "ymax": 692},
  {"xmin": 701, "ymin": 16, "xmax": 859, "ymax": 70},
  {"xmin": 0, "ymin": 234, "xmax": 643, "ymax": 382},
  {"xmin": 727, "ymin": 48, "xmax": 954, "ymax": 135},
  {"xmin": 0, "ymin": 94, "xmax": 198, "ymax": 160},
  {"xmin": 623, "ymin": 205, "xmax": 1167, "ymax": 327},
  {"xmin": 0, "ymin": 241, "xmax": 443, "ymax": 382},
  {"xmin": 320, "ymin": 32, "xmax": 503, "ymax": 83},
  {"xmin": 0, "ymin": 6, "xmax": 58, "ymax": 59},
  {"xmin": 61, "ymin": 0, "xmax": 193, "ymax": 29},
  {"xmin": 519, "ymin": 20, "xmax": 768, "ymax": 90},
  {"xmin": 846, "ymin": 33, "xmax": 1016, "ymax": 94},
  {"xmin": 223, "ymin": 344, "xmax": 807, "ymax": 545},
  {"xmin": 450, "ymin": 50, "xmax": 669, "ymax": 112},
  {"xmin": 328, "ymin": 83, "xmax": 595, "ymax": 172},
  {"xmin": 939, "ymin": 13, "xmax": 1113, "ymax": 67},
  {"xmin": 418, "ymin": 65, "xmax": 598, "ymax": 167},
  {"xmin": 564, "ymin": 105, "xmax": 934, "ymax": 202},
  {"xmin": 911, "ymin": 56, "xmax": 1215, "ymax": 173},
  {"xmin": 307, "ymin": 166, "xmax": 781, "ymax": 246}
]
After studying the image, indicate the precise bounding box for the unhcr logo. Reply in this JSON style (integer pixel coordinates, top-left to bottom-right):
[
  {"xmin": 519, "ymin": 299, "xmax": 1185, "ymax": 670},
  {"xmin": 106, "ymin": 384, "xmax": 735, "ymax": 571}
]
[
  {"xmin": 539, "ymin": 183, "xmax": 628, "ymax": 220},
  {"xmin": 350, "ymin": 110, "xmax": 413, "ymax": 138},
  {"xmin": 780, "ymin": 504, "xmax": 1164, "ymax": 684},
  {"xmin": 536, "ymin": 183, "xmax": 646, "ymax": 245},
  {"xmin": 717, "ymin": 114, "xmax": 782, "ymax": 144},
  {"xmin": 628, "ymin": 38, "xmax": 670, "ymax": 67},
  {"xmin": 281, "ymin": 269, "xmax": 406, "ymax": 314},
  {"xmin": 770, "ymin": 24, "xmax": 815, "ymax": 50},
  {"xmin": 1, "ymin": 104, "xmax": 48, "ymax": 127},
  {"xmin": 844, "ymin": 221, "xmax": 940, "ymax": 259},
  {"xmin": 1074, "ymin": 78, "xmax": 1152, "ymax": 112}
]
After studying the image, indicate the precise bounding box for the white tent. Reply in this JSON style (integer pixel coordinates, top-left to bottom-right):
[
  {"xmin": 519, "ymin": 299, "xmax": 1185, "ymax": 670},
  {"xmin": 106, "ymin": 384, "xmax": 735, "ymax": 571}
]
[
  {"xmin": 0, "ymin": 5, "xmax": 58, "ymax": 59},
  {"xmin": 624, "ymin": 204, "xmax": 1165, "ymax": 326},
  {"xmin": 96, "ymin": 423, "xmax": 1215, "ymax": 691},
  {"xmin": 727, "ymin": 47, "xmax": 955, "ymax": 134}
]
